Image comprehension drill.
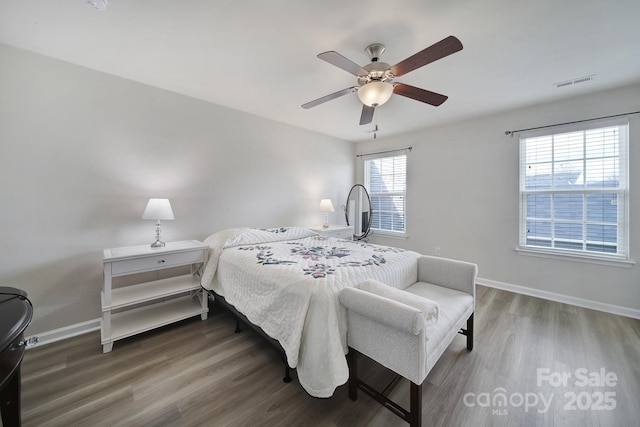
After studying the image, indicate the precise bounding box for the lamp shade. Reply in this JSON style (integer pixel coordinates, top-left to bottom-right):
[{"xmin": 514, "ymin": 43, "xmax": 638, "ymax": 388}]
[
  {"xmin": 320, "ymin": 199, "xmax": 335, "ymax": 213},
  {"xmin": 142, "ymin": 198, "xmax": 175, "ymax": 220},
  {"xmin": 357, "ymin": 81, "xmax": 394, "ymax": 107}
]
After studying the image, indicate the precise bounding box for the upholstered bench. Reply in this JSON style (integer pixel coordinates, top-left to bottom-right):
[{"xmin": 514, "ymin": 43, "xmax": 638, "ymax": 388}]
[{"xmin": 339, "ymin": 255, "xmax": 477, "ymax": 427}]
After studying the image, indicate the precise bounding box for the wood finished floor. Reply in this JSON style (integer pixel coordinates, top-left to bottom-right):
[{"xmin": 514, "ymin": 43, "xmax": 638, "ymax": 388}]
[{"xmin": 18, "ymin": 286, "xmax": 640, "ymax": 427}]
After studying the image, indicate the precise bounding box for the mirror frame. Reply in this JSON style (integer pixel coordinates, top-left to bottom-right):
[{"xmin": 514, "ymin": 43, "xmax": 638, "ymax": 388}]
[{"xmin": 345, "ymin": 184, "xmax": 372, "ymax": 240}]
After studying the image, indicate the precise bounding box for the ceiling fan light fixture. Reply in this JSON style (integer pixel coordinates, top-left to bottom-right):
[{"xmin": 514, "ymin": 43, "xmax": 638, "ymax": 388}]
[
  {"xmin": 84, "ymin": 0, "xmax": 108, "ymax": 10},
  {"xmin": 357, "ymin": 81, "xmax": 393, "ymax": 107}
]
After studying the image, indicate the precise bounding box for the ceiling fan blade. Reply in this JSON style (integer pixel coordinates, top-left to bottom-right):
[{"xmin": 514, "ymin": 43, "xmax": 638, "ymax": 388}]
[
  {"xmin": 318, "ymin": 51, "xmax": 369, "ymax": 77},
  {"xmin": 393, "ymin": 83, "xmax": 448, "ymax": 106},
  {"xmin": 359, "ymin": 105, "xmax": 375, "ymax": 125},
  {"xmin": 302, "ymin": 87, "xmax": 357, "ymax": 109},
  {"xmin": 390, "ymin": 36, "xmax": 463, "ymax": 77}
]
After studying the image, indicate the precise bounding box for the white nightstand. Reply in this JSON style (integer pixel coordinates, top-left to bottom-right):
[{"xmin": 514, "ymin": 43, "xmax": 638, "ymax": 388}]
[
  {"xmin": 310, "ymin": 225, "xmax": 354, "ymax": 240},
  {"xmin": 101, "ymin": 240, "xmax": 208, "ymax": 353}
]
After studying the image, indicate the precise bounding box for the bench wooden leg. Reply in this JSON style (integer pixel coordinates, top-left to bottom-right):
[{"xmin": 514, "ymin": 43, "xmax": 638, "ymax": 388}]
[
  {"xmin": 409, "ymin": 382, "xmax": 422, "ymax": 427},
  {"xmin": 348, "ymin": 350, "xmax": 358, "ymax": 401},
  {"xmin": 466, "ymin": 313, "xmax": 474, "ymax": 351},
  {"xmin": 347, "ymin": 347, "xmax": 423, "ymax": 426}
]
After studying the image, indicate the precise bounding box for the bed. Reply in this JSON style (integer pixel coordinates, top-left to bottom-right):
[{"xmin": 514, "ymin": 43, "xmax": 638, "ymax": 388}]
[{"xmin": 200, "ymin": 226, "xmax": 421, "ymax": 397}]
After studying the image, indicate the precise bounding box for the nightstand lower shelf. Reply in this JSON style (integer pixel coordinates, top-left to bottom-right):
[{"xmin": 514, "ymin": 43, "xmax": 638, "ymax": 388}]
[{"xmin": 101, "ymin": 295, "xmax": 206, "ymax": 352}]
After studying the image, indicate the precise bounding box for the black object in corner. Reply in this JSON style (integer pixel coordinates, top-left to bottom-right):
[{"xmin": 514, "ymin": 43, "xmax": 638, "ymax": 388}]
[{"xmin": 0, "ymin": 286, "xmax": 34, "ymax": 427}]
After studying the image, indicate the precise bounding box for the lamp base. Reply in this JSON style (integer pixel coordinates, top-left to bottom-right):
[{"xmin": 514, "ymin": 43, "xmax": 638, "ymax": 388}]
[
  {"xmin": 150, "ymin": 220, "xmax": 165, "ymax": 248},
  {"xmin": 150, "ymin": 239, "xmax": 166, "ymax": 248}
]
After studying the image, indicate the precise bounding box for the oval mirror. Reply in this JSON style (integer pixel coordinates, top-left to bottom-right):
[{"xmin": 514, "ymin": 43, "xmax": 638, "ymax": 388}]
[{"xmin": 345, "ymin": 184, "xmax": 372, "ymax": 240}]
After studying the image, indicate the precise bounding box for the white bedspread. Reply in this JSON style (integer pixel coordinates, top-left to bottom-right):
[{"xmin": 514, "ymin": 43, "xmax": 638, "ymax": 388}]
[{"xmin": 200, "ymin": 227, "xmax": 420, "ymax": 397}]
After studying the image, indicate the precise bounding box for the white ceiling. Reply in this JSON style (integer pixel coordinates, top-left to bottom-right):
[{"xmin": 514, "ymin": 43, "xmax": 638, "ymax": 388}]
[{"xmin": 1, "ymin": 0, "xmax": 640, "ymax": 142}]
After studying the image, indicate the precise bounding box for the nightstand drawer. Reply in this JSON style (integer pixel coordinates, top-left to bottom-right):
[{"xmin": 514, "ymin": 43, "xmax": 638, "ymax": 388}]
[{"xmin": 111, "ymin": 250, "xmax": 204, "ymax": 275}]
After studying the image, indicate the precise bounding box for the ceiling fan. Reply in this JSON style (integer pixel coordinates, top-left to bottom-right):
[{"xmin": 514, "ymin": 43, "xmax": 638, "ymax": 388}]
[{"xmin": 302, "ymin": 36, "xmax": 463, "ymax": 125}]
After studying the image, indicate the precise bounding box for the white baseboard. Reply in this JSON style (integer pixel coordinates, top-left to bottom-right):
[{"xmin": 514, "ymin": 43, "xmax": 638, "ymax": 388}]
[
  {"xmin": 24, "ymin": 279, "xmax": 640, "ymax": 348},
  {"xmin": 477, "ymin": 277, "xmax": 640, "ymax": 320},
  {"xmin": 25, "ymin": 318, "xmax": 100, "ymax": 349}
]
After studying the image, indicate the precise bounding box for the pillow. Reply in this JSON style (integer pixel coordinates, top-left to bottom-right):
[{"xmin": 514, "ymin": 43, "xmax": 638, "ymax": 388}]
[
  {"xmin": 359, "ymin": 279, "xmax": 439, "ymax": 325},
  {"xmin": 224, "ymin": 226, "xmax": 318, "ymax": 248}
]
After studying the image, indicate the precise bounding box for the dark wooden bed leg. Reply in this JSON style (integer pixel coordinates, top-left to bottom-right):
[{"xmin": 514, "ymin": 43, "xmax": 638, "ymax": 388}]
[
  {"xmin": 283, "ymin": 364, "xmax": 291, "ymax": 383},
  {"xmin": 409, "ymin": 382, "xmax": 422, "ymax": 427},
  {"xmin": 466, "ymin": 313, "xmax": 474, "ymax": 351},
  {"xmin": 347, "ymin": 349, "xmax": 358, "ymax": 401},
  {"xmin": 234, "ymin": 318, "xmax": 242, "ymax": 333}
]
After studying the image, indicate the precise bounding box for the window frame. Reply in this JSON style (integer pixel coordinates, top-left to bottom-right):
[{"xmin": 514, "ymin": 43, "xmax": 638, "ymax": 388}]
[
  {"xmin": 517, "ymin": 117, "xmax": 631, "ymax": 266},
  {"xmin": 362, "ymin": 149, "xmax": 408, "ymax": 237}
]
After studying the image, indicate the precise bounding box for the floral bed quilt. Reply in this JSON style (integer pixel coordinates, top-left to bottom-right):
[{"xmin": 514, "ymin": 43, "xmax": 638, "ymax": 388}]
[{"xmin": 200, "ymin": 226, "xmax": 420, "ymax": 397}]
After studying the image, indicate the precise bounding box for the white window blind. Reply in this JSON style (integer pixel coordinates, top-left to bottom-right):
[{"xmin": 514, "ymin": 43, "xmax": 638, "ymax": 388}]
[
  {"xmin": 364, "ymin": 152, "xmax": 407, "ymax": 235},
  {"xmin": 519, "ymin": 119, "xmax": 629, "ymax": 260}
]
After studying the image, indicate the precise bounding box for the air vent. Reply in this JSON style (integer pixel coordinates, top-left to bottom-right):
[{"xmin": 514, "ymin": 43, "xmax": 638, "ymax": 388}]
[{"xmin": 554, "ymin": 74, "xmax": 596, "ymax": 89}]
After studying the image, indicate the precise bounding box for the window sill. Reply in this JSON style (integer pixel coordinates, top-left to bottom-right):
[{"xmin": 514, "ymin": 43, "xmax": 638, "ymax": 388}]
[{"xmin": 515, "ymin": 247, "xmax": 635, "ymax": 268}]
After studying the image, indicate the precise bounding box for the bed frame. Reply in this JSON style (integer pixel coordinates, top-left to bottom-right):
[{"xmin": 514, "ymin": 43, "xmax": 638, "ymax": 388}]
[{"xmin": 206, "ymin": 290, "xmax": 292, "ymax": 383}]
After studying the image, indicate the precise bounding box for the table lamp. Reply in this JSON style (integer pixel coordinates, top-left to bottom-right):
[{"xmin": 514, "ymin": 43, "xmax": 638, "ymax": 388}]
[
  {"xmin": 320, "ymin": 199, "xmax": 334, "ymax": 229},
  {"xmin": 142, "ymin": 198, "xmax": 174, "ymax": 247}
]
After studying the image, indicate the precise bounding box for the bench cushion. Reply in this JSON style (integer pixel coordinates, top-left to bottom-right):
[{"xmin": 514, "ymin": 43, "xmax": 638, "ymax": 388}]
[{"xmin": 404, "ymin": 281, "xmax": 474, "ymax": 373}]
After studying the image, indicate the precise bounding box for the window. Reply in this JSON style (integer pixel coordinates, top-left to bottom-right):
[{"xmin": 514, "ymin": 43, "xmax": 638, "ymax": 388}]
[
  {"xmin": 364, "ymin": 152, "xmax": 407, "ymax": 235},
  {"xmin": 519, "ymin": 119, "xmax": 629, "ymax": 261}
]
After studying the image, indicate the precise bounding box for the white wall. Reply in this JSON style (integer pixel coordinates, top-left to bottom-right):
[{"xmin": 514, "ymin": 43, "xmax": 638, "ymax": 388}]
[
  {"xmin": 0, "ymin": 43, "xmax": 354, "ymax": 335},
  {"xmin": 2, "ymin": 40, "xmax": 636, "ymax": 338},
  {"xmin": 356, "ymin": 84, "xmax": 640, "ymax": 313}
]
